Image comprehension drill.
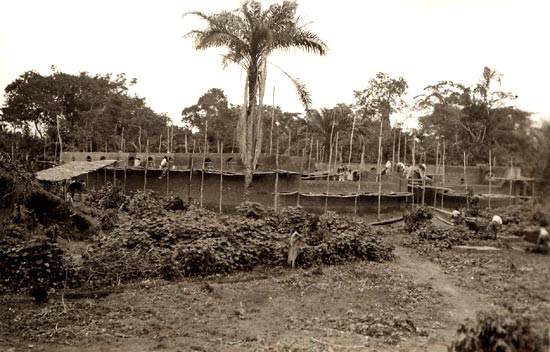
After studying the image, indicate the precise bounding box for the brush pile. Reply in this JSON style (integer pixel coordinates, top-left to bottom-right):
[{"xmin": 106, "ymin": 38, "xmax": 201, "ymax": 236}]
[
  {"xmin": 67, "ymin": 206, "xmax": 395, "ymax": 289},
  {"xmin": 449, "ymin": 311, "xmax": 549, "ymax": 352}
]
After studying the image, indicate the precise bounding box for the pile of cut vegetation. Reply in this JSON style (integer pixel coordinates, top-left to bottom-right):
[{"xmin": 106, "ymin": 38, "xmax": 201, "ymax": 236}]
[
  {"xmin": 449, "ymin": 310, "xmax": 549, "ymax": 352},
  {"xmin": 67, "ymin": 205, "xmax": 395, "ymax": 289}
]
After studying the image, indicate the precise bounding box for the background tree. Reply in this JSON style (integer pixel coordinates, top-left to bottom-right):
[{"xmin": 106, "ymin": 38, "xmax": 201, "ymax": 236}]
[
  {"xmin": 354, "ymin": 73, "xmax": 408, "ymax": 161},
  {"xmin": 186, "ymin": 0, "xmax": 327, "ymax": 198},
  {"xmin": 1, "ymin": 68, "xmax": 169, "ymax": 158},
  {"xmin": 416, "ymin": 67, "xmax": 524, "ymax": 165},
  {"xmin": 181, "ymin": 88, "xmax": 238, "ymax": 152}
]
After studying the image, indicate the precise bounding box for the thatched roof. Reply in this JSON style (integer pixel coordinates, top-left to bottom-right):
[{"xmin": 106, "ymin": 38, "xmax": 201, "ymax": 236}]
[{"xmin": 35, "ymin": 160, "xmax": 117, "ymax": 182}]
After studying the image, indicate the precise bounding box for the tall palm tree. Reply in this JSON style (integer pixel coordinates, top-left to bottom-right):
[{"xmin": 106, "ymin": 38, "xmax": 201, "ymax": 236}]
[{"xmin": 185, "ymin": 0, "xmax": 327, "ymax": 199}]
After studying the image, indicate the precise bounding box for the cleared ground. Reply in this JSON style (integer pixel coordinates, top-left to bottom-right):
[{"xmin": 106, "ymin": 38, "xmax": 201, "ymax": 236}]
[{"xmin": 2, "ymin": 221, "xmax": 548, "ymax": 352}]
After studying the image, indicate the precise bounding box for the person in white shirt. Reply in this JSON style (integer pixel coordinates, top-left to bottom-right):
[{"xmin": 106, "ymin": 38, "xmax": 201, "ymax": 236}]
[
  {"xmin": 536, "ymin": 220, "xmax": 549, "ymax": 254},
  {"xmin": 486, "ymin": 214, "xmax": 503, "ymax": 239},
  {"xmin": 159, "ymin": 156, "xmax": 168, "ymax": 179},
  {"xmin": 451, "ymin": 207, "xmax": 462, "ymax": 225}
]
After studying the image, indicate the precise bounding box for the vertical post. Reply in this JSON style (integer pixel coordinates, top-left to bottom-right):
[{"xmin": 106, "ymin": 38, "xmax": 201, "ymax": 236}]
[
  {"xmin": 355, "ymin": 137, "xmax": 365, "ymax": 217},
  {"xmin": 307, "ymin": 137, "xmax": 313, "ymax": 174},
  {"xmin": 441, "ymin": 142, "xmax": 446, "ymax": 209},
  {"xmin": 297, "ymin": 146, "xmax": 306, "ymax": 206},
  {"xmin": 532, "ymin": 180, "xmax": 535, "ymax": 206},
  {"xmin": 333, "ymin": 131, "xmax": 339, "ymax": 175},
  {"xmin": 200, "ymin": 121, "xmax": 208, "ymax": 209},
  {"xmin": 489, "ymin": 149, "xmax": 493, "ymax": 209},
  {"xmin": 184, "ymin": 133, "xmax": 188, "ymax": 154},
  {"xmin": 397, "ymin": 129, "xmax": 401, "ymax": 164},
  {"xmin": 158, "ymin": 134, "xmax": 162, "ymax": 153},
  {"xmin": 348, "ymin": 111, "xmax": 357, "ymax": 169},
  {"xmin": 166, "ymin": 157, "xmax": 170, "ymax": 195},
  {"xmin": 139, "ymin": 126, "xmax": 142, "ymax": 154},
  {"xmin": 403, "ymin": 135, "xmax": 407, "ymax": 165},
  {"xmin": 464, "ymin": 151, "xmax": 468, "ymax": 209},
  {"xmin": 412, "ymin": 131, "xmax": 416, "ymax": 166},
  {"xmin": 422, "ymin": 152, "xmax": 426, "ymax": 206},
  {"xmin": 123, "ymin": 161, "xmax": 127, "ymax": 194},
  {"xmin": 377, "ymin": 116, "xmax": 383, "ymax": 221},
  {"xmin": 509, "ymin": 158, "xmax": 513, "ymax": 206},
  {"xmin": 144, "ymin": 140, "xmax": 149, "ymax": 191},
  {"xmin": 315, "ymin": 140, "xmax": 319, "ymax": 166},
  {"xmin": 392, "ymin": 129, "xmax": 396, "ymax": 173},
  {"xmin": 120, "ymin": 127, "xmax": 124, "ymax": 152},
  {"xmin": 325, "ymin": 115, "xmax": 336, "ymax": 214},
  {"xmin": 188, "ymin": 140, "xmax": 195, "ymax": 203},
  {"xmin": 219, "ymin": 142, "xmax": 223, "ymax": 213},
  {"xmin": 274, "ymin": 138, "xmax": 280, "ymax": 210},
  {"xmin": 287, "ymin": 131, "xmax": 292, "ymax": 156},
  {"xmin": 270, "ymin": 86, "xmax": 275, "ymax": 154}
]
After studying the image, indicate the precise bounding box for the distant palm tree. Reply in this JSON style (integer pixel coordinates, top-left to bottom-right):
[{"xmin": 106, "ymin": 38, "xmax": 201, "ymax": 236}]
[{"xmin": 185, "ymin": 1, "xmax": 327, "ymax": 199}]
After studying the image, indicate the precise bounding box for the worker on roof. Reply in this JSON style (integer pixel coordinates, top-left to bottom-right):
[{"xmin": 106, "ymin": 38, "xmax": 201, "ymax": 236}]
[{"xmin": 486, "ymin": 214, "xmax": 503, "ymax": 239}]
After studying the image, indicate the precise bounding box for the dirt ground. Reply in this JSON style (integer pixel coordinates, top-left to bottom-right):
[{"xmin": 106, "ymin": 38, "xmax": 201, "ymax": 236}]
[{"xmin": 1, "ymin": 223, "xmax": 549, "ymax": 352}]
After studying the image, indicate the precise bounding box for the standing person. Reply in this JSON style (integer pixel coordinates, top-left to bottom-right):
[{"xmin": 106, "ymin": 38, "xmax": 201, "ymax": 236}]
[
  {"xmin": 159, "ymin": 156, "xmax": 168, "ymax": 179},
  {"xmin": 486, "ymin": 214, "xmax": 503, "ymax": 239}
]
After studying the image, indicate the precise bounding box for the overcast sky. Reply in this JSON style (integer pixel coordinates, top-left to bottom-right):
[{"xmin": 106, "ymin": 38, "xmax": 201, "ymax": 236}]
[{"xmin": 1, "ymin": 0, "xmax": 549, "ymax": 128}]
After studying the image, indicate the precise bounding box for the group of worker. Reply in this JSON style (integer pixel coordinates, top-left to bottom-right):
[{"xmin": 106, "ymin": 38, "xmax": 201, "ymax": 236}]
[{"xmin": 450, "ymin": 208, "xmax": 549, "ymax": 254}]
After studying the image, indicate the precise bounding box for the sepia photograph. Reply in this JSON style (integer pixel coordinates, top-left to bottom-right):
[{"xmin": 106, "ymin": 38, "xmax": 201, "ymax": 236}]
[{"xmin": 1, "ymin": 0, "xmax": 549, "ymax": 351}]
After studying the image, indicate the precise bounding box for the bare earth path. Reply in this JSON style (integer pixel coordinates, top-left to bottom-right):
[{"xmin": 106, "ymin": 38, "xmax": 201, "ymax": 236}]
[{"xmin": 389, "ymin": 245, "xmax": 488, "ymax": 351}]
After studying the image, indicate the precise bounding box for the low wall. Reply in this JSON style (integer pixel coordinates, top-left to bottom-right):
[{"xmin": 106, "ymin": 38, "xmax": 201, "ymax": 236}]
[
  {"xmin": 61, "ymin": 152, "xmax": 303, "ymax": 172},
  {"xmin": 279, "ymin": 193, "xmax": 407, "ymax": 215}
]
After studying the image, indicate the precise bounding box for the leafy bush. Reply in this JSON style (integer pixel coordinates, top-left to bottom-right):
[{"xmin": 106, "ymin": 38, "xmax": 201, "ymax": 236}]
[
  {"xmin": 404, "ymin": 206, "xmax": 433, "ymax": 233},
  {"xmin": 449, "ymin": 311, "xmax": 549, "ymax": 352}
]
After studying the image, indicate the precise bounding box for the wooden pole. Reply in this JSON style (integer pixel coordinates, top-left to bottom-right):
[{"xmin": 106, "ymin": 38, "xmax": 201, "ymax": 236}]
[
  {"xmin": 120, "ymin": 127, "xmax": 124, "ymax": 152},
  {"xmin": 377, "ymin": 116, "xmax": 383, "ymax": 221},
  {"xmin": 464, "ymin": 151, "xmax": 468, "ymax": 209},
  {"xmin": 188, "ymin": 140, "xmax": 195, "ymax": 203},
  {"xmin": 297, "ymin": 146, "xmax": 306, "ymax": 206},
  {"xmin": 270, "ymin": 86, "xmax": 275, "ymax": 154},
  {"xmin": 392, "ymin": 129, "xmax": 396, "ymax": 173},
  {"xmin": 287, "ymin": 131, "xmax": 292, "ymax": 156},
  {"xmin": 355, "ymin": 137, "xmax": 365, "ymax": 217},
  {"xmin": 441, "ymin": 142, "xmax": 446, "ymax": 209},
  {"xmin": 325, "ymin": 115, "xmax": 336, "ymax": 213},
  {"xmin": 397, "ymin": 128, "xmax": 401, "ymax": 164},
  {"xmin": 144, "ymin": 140, "xmax": 149, "ymax": 190},
  {"xmin": 316, "ymin": 139, "xmax": 319, "ymax": 166},
  {"xmin": 488, "ymin": 149, "xmax": 492, "ymax": 209},
  {"xmin": 412, "ymin": 131, "xmax": 416, "ymax": 166},
  {"xmin": 138, "ymin": 126, "xmax": 142, "ymax": 154},
  {"xmin": 274, "ymin": 138, "xmax": 280, "ymax": 210},
  {"xmin": 123, "ymin": 161, "xmax": 127, "ymax": 194},
  {"xmin": 200, "ymin": 121, "xmax": 208, "ymax": 209},
  {"xmin": 348, "ymin": 111, "xmax": 357, "ymax": 169},
  {"xmin": 166, "ymin": 156, "xmax": 170, "ymax": 195},
  {"xmin": 219, "ymin": 142, "xmax": 224, "ymax": 213},
  {"xmin": 403, "ymin": 134, "xmax": 407, "ymax": 165},
  {"xmin": 307, "ymin": 136, "xmax": 313, "ymax": 174},
  {"xmin": 422, "ymin": 151, "xmax": 426, "ymax": 206},
  {"xmin": 509, "ymin": 158, "xmax": 513, "ymax": 206},
  {"xmin": 184, "ymin": 133, "xmax": 188, "ymax": 154},
  {"xmin": 158, "ymin": 134, "xmax": 162, "ymax": 153}
]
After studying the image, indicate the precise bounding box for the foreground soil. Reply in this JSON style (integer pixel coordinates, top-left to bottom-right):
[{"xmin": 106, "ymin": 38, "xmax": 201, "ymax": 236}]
[{"xmin": 1, "ymin": 226, "xmax": 549, "ymax": 352}]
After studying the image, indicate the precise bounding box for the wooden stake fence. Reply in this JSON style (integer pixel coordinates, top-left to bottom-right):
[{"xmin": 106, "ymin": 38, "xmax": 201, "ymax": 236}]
[
  {"xmin": 354, "ymin": 137, "xmax": 365, "ymax": 217},
  {"xmin": 307, "ymin": 137, "xmax": 313, "ymax": 173},
  {"xmin": 298, "ymin": 146, "xmax": 306, "ymax": 206},
  {"xmin": 188, "ymin": 140, "xmax": 195, "ymax": 204},
  {"xmin": 509, "ymin": 158, "xmax": 513, "ymax": 206}
]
